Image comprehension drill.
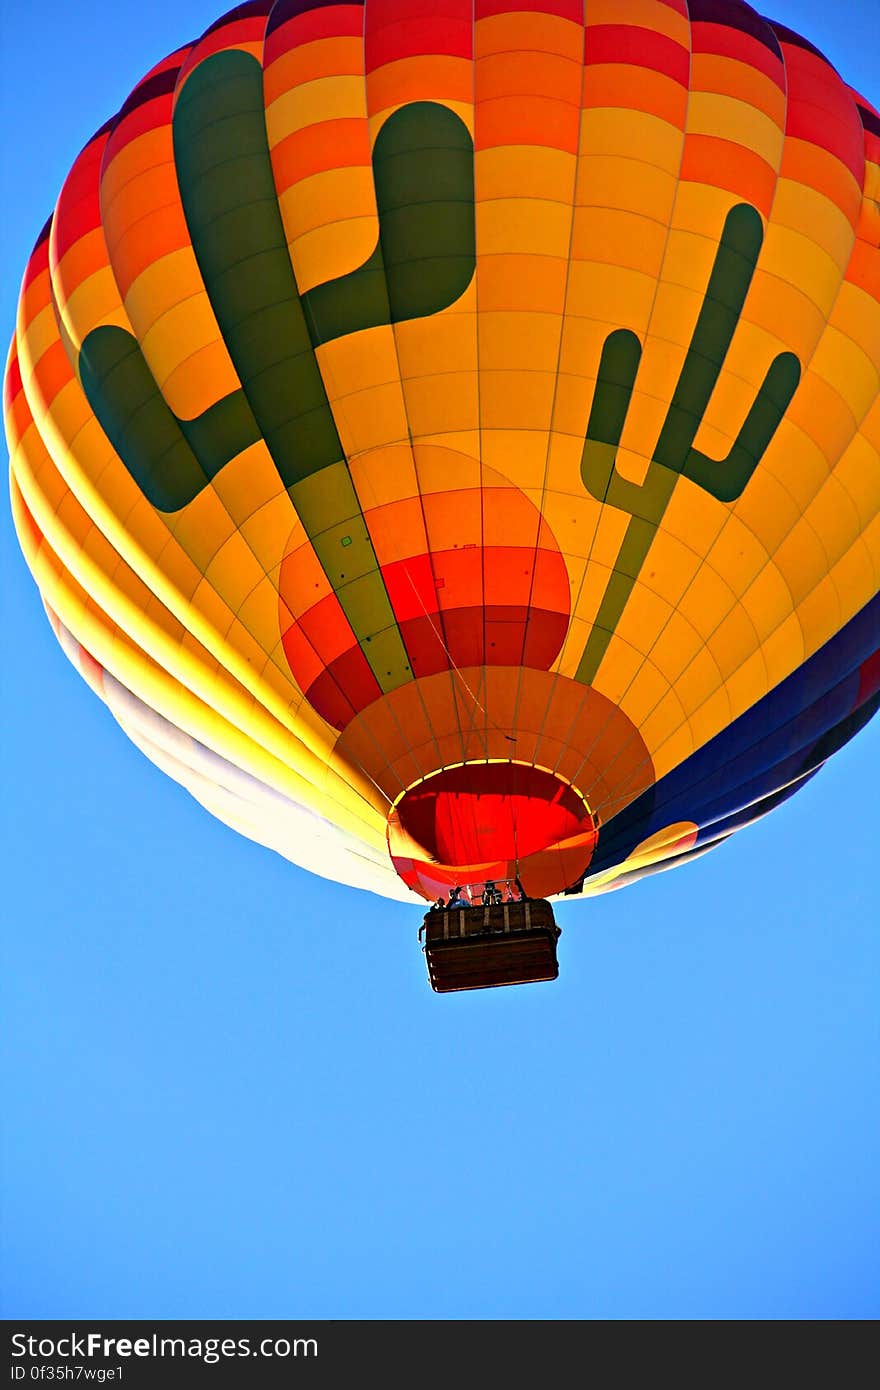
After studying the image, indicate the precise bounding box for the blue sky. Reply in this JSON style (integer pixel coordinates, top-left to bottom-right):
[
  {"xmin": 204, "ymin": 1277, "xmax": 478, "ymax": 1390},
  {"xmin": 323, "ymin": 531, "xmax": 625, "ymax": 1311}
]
[{"xmin": 1, "ymin": 0, "xmax": 878, "ymax": 1320}]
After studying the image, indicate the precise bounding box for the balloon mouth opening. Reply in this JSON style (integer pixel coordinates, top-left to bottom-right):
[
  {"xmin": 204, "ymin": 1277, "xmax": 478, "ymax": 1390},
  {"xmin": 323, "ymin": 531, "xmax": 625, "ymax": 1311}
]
[{"xmin": 387, "ymin": 762, "xmax": 598, "ymax": 901}]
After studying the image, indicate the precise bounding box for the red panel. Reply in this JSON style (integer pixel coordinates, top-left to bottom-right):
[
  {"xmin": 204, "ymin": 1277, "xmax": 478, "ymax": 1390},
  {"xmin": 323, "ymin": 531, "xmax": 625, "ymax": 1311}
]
[
  {"xmin": 398, "ymin": 763, "xmax": 587, "ymax": 862},
  {"xmin": 483, "ymin": 616, "xmax": 526, "ymax": 663},
  {"xmin": 441, "ymin": 607, "xmax": 485, "ymax": 667},
  {"xmin": 22, "ymin": 223, "xmax": 52, "ymax": 293},
  {"xmin": 381, "ymin": 553, "xmax": 441, "ymax": 623},
  {"xmin": 305, "ymin": 668, "xmax": 359, "ymax": 729},
  {"xmin": 3, "ymin": 350, "xmax": 22, "ymax": 413},
  {"xmin": 530, "ymin": 539, "xmax": 571, "ymax": 611},
  {"xmin": 302, "ymin": 646, "xmax": 383, "ymax": 730},
  {"xmin": 681, "ymin": 136, "xmax": 776, "ymax": 216},
  {"xmin": 389, "ymin": 762, "xmax": 598, "ymax": 898},
  {"xmin": 51, "ymin": 133, "xmax": 108, "ymax": 266},
  {"xmin": 857, "ymin": 649, "xmax": 880, "ymax": 705},
  {"xmin": 366, "ymin": 0, "xmax": 473, "ymax": 71},
  {"xmin": 368, "ymin": 0, "xmax": 466, "ymax": 22},
  {"xmin": 104, "ymin": 88, "xmax": 177, "ymax": 168},
  {"xmin": 522, "ymin": 608, "xmax": 570, "ymax": 668},
  {"xmin": 779, "ymin": 41, "xmax": 865, "ymax": 185},
  {"xmin": 584, "ymin": 26, "xmax": 690, "ymax": 87},
  {"xmin": 298, "ymin": 592, "xmax": 360, "ymax": 664},
  {"xmin": 433, "ymin": 547, "xmax": 483, "ymax": 613},
  {"xmin": 484, "ymin": 547, "xmax": 534, "ymax": 606},
  {"xmin": 475, "ymin": 0, "xmax": 583, "ymax": 20},
  {"xmin": 281, "ymin": 619, "xmax": 325, "ymax": 690},
  {"xmin": 326, "ymin": 644, "xmax": 383, "ymax": 709},
  {"xmin": 398, "ymin": 615, "xmax": 452, "ymax": 677},
  {"xmin": 265, "ymin": 3, "xmax": 365, "ymax": 59},
  {"xmin": 691, "ymin": 22, "xmax": 785, "ymax": 88}
]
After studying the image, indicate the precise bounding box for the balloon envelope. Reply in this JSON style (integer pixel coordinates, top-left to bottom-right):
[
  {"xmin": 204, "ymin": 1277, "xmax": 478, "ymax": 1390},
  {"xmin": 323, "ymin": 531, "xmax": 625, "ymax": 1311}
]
[{"xmin": 6, "ymin": 0, "xmax": 879, "ymax": 904}]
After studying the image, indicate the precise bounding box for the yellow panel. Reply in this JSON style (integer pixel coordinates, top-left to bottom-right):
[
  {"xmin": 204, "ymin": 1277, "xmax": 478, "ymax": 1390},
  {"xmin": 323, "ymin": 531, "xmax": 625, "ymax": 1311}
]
[
  {"xmin": 771, "ymin": 180, "xmax": 857, "ymax": 274},
  {"xmin": 266, "ymin": 75, "xmax": 366, "ymax": 140},
  {"xmin": 125, "ymin": 242, "xmax": 227, "ymax": 330},
  {"xmin": 563, "ymin": 262, "xmax": 657, "ymax": 336},
  {"xmin": 789, "ymin": 369, "xmax": 857, "ymax": 462},
  {"xmin": 18, "ymin": 302, "xmax": 60, "ymax": 370},
  {"xmin": 476, "ymin": 197, "xmax": 573, "ymax": 257},
  {"xmin": 329, "ymin": 380, "xmax": 410, "ymax": 455},
  {"xmin": 675, "ymin": 560, "xmax": 737, "ymax": 644},
  {"xmin": 663, "ymin": 480, "xmax": 726, "ymax": 561},
  {"xmin": 669, "ymin": 181, "xmax": 739, "ymax": 240},
  {"xmin": 411, "ymin": 444, "xmax": 480, "ymax": 494},
  {"xmin": 672, "ymin": 644, "xmax": 725, "ymax": 719},
  {"xmin": 759, "ymin": 612, "xmax": 806, "ymax": 691},
  {"xmin": 100, "ymin": 128, "xmax": 167, "ymax": 220},
  {"xmin": 827, "ymin": 527, "xmax": 880, "ymax": 620},
  {"xmin": 723, "ymin": 648, "xmax": 769, "ymax": 724},
  {"xmin": 745, "ymin": 270, "xmax": 827, "ymax": 363},
  {"xmin": 479, "ymin": 432, "xmax": 550, "ymax": 493},
  {"xmin": 578, "ymin": 108, "xmax": 684, "ymax": 173},
  {"xmin": 58, "ymin": 271, "xmax": 130, "ymax": 348},
  {"xmin": 688, "ymin": 686, "xmax": 733, "ymax": 753},
  {"xmin": 811, "ymin": 325, "xmax": 879, "ymax": 423},
  {"xmin": 166, "ymin": 486, "xmax": 237, "ymax": 575},
  {"xmin": 140, "ymin": 293, "xmax": 232, "ymax": 397},
  {"xmin": 619, "ymin": 657, "xmax": 673, "ymax": 730},
  {"xmin": 739, "ymin": 562, "xmax": 796, "ymax": 643},
  {"xmin": 571, "ymin": 208, "xmax": 668, "ymax": 275},
  {"xmin": 591, "ymin": 632, "xmax": 644, "ymax": 705},
  {"xmin": 832, "ymin": 429, "xmax": 880, "ymax": 529},
  {"xmin": 350, "ymin": 443, "xmax": 418, "ymax": 509},
  {"xmin": 396, "ymin": 371, "xmax": 481, "ymax": 441},
  {"xmin": 707, "ymin": 601, "xmax": 760, "ymax": 681},
  {"xmin": 792, "ymin": 575, "xmax": 843, "ymax": 658},
  {"xmin": 735, "ymin": 464, "xmax": 808, "ymax": 555},
  {"xmin": 286, "ymin": 206, "xmax": 377, "ymax": 292},
  {"xmin": 478, "ymin": 369, "xmax": 557, "ymax": 431},
  {"xmin": 394, "ymin": 308, "xmax": 479, "ymax": 380},
  {"xmin": 687, "ymin": 92, "xmax": 783, "ymax": 167},
  {"xmin": 205, "ymin": 529, "xmax": 270, "ymax": 617},
  {"xmin": 801, "ymin": 473, "xmax": 863, "ymax": 572},
  {"xmin": 241, "ymin": 493, "xmax": 302, "ymax": 572},
  {"xmin": 640, "ymin": 697, "xmax": 692, "ymax": 770},
  {"xmin": 755, "ymin": 416, "xmax": 830, "ymax": 513},
  {"xmin": 477, "ymin": 145, "xmax": 575, "ymax": 203},
  {"xmin": 614, "ymin": 580, "xmax": 672, "ymax": 655},
  {"xmin": 760, "ymin": 224, "xmax": 845, "ymax": 317},
  {"xmin": 478, "ymin": 311, "xmax": 561, "ymax": 371},
  {"xmin": 833, "ymin": 281, "xmax": 880, "ymax": 364},
  {"xmin": 575, "ymin": 154, "xmax": 677, "ymax": 221}
]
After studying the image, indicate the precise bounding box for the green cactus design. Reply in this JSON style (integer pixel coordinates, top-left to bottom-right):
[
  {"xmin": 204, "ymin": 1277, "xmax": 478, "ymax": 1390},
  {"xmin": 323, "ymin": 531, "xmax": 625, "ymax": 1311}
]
[
  {"xmin": 576, "ymin": 203, "xmax": 800, "ymax": 685},
  {"xmin": 78, "ymin": 52, "xmax": 475, "ymax": 698}
]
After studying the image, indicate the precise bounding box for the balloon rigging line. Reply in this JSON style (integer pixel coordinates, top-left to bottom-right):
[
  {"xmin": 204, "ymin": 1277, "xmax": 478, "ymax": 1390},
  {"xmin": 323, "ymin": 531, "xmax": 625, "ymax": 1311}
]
[{"xmin": 400, "ymin": 561, "xmax": 520, "ymax": 751}]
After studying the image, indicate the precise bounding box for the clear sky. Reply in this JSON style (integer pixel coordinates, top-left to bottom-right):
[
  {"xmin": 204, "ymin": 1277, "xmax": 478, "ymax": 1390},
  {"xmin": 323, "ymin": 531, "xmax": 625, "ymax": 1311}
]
[{"xmin": 1, "ymin": 0, "xmax": 877, "ymax": 1321}]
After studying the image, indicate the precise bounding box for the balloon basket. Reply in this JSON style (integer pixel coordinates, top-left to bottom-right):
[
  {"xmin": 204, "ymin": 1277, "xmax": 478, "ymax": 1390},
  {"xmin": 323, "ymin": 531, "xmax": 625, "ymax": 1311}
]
[{"xmin": 420, "ymin": 900, "xmax": 561, "ymax": 993}]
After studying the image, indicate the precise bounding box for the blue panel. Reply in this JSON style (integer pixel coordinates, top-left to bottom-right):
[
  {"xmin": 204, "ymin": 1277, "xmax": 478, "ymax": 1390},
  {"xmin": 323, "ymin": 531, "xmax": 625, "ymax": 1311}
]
[{"xmin": 590, "ymin": 593, "xmax": 880, "ymax": 877}]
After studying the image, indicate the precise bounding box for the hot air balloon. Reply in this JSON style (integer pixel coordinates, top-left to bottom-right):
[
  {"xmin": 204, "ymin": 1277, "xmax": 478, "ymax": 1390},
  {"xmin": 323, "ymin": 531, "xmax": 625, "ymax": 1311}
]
[{"xmin": 6, "ymin": 0, "xmax": 878, "ymax": 990}]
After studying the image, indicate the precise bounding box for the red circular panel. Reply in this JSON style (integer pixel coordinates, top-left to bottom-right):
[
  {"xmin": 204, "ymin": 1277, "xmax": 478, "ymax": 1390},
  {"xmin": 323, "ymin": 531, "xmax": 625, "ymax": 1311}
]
[{"xmin": 279, "ymin": 474, "xmax": 571, "ymax": 730}]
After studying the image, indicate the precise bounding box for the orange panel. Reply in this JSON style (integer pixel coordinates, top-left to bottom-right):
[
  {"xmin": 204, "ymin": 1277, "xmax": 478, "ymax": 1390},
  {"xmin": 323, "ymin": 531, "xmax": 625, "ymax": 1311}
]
[{"xmin": 681, "ymin": 135, "xmax": 777, "ymax": 216}]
